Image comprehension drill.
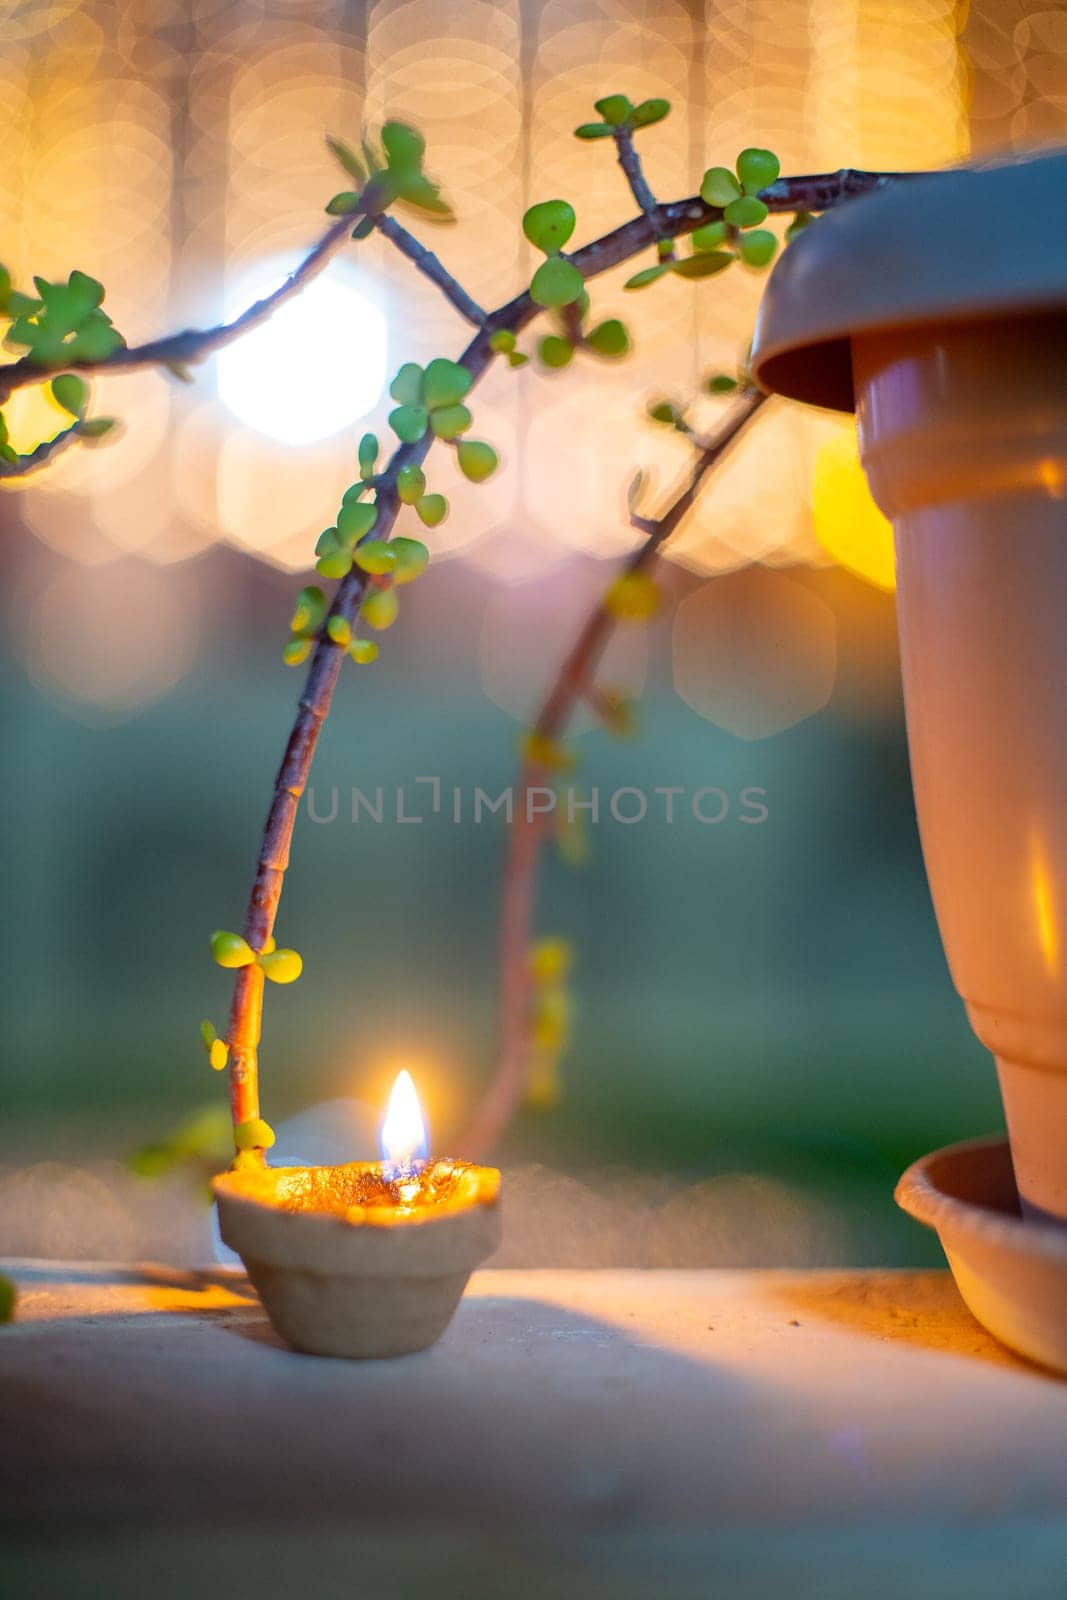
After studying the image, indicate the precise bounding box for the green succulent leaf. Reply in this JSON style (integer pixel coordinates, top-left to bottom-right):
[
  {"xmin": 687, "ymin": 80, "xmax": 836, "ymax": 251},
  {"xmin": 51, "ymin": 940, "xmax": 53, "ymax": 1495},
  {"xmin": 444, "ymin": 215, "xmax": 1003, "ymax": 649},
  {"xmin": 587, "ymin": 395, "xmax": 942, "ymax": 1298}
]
[
  {"xmin": 631, "ymin": 98, "xmax": 670, "ymax": 128},
  {"xmin": 724, "ymin": 195, "xmax": 769, "ymax": 228},
  {"xmin": 351, "ymin": 217, "xmax": 375, "ymax": 241},
  {"xmin": 489, "ymin": 330, "xmax": 516, "ymax": 354},
  {"xmin": 211, "ymin": 930, "xmax": 255, "ymax": 969},
  {"xmin": 736, "ymin": 146, "xmax": 781, "ymax": 194},
  {"xmin": 336, "ymin": 500, "xmax": 378, "ymax": 544},
  {"xmin": 706, "ymin": 373, "xmax": 739, "ymax": 394},
  {"xmin": 522, "ymin": 199, "xmax": 576, "ymax": 254},
  {"xmin": 456, "ymin": 439, "xmax": 498, "ymax": 483},
  {"xmin": 7, "ymin": 273, "xmax": 125, "ymax": 367},
  {"xmin": 673, "ymin": 251, "xmax": 735, "ymax": 279},
  {"xmin": 316, "ymin": 553, "xmax": 353, "ymax": 579},
  {"xmin": 624, "ymin": 263, "xmax": 669, "ymax": 290},
  {"xmin": 36, "ymin": 269, "xmax": 104, "ymax": 327},
  {"xmin": 6, "ymin": 290, "xmax": 38, "ymax": 317},
  {"xmin": 786, "ymin": 209, "xmax": 814, "ymax": 241},
  {"xmin": 234, "ymin": 1118, "xmax": 276, "ymax": 1152},
  {"xmin": 396, "ymin": 463, "xmax": 426, "ymax": 504},
  {"xmin": 416, "ymin": 492, "xmax": 448, "ymax": 527},
  {"xmin": 361, "ymin": 585, "xmax": 399, "ymax": 630},
  {"xmin": 574, "ymin": 122, "xmax": 613, "ymax": 140},
  {"xmin": 70, "ymin": 312, "xmax": 124, "ymax": 362},
  {"xmin": 200, "ymin": 1019, "xmax": 218, "ymax": 1050},
  {"xmin": 381, "ymin": 121, "xmax": 424, "ymax": 170},
  {"xmin": 353, "ymin": 540, "xmax": 397, "ymax": 576},
  {"xmin": 648, "ymin": 401, "xmax": 681, "ymax": 425},
  {"xmin": 738, "ymin": 228, "xmax": 777, "ymax": 267},
  {"xmin": 586, "ymin": 319, "xmax": 629, "ymax": 358},
  {"xmin": 76, "ymin": 416, "xmax": 118, "ymax": 441},
  {"xmin": 5, "ymin": 289, "xmax": 37, "ymax": 316},
  {"xmin": 606, "ymin": 570, "xmax": 660, "ymax": 622},
  {"xmin": 508, "ymin": 350, "xmax": 529, "ymax": 368},
  {"xmin": 691, "ymin": 220, "xmax": 729, "ymax": 251},
  {"xmin": 290, "ymin": 585, "xmax": 327, "ymax": 634},
  {"xmin": 538, "ymin": 335, "xmax": 573, "ymax": 369},
  {"xmin": 361, "ymin": 134, "xmax": 383, "ymax": 178},
  {"xmin": 358, "ymin": 432, "xmax": 378, "ymax": 479},
  {"xmin": 422, "ymin": 357, "xmax": 472, "ymax": 409},
  {"xmin": 430, "ymin": 402, "xmax": 472, "ymax": 440},
  {"xmin": 327, "ymin": 615, "xmax": 352, "ymax": 648},
  {"xmin": 530, "ymin": 256, "xmax": 584, "ymax": 309},
  {"xmin": 349, "ymin": 637, "xmax": 379, "ymax": 664},
  {"xmin": 396, "ymin": 173, "xmax": 452, "ymax": 218},
  {"xmin": 327, "ymin": 135, "xmax": 367, "ymax": 184},
  {"xmin": 259, "ymin": 948, "xmax": 303, "ymax": 985},
  {"xmin": 283, "ymin": 638, "xmax": 313, "ymax": 666},
  {"xmin": 700, "ymin": 167, "xmax": 742, "ymax": 207},
  {"xmin": 50, "ymin": 373, "xmax": 87, "ymax": 416},
  {"xmin": 314, "ymin": 530, "xmax": 353, "ymax": 579},
  {"xmin": 390, "ymin": 362, "xmax": 424, "ymax": 405},
  {"xmin": 594, "ymin": 94, "xmax": 632, "ymax": 126},
  {"xmin": 390, "ymin": 536, "xmax": 429, "ymax": 585},
  {"xmin": 389, "ymin": 403, "xmax": 429, "ymax": 443},
  {"xmin": 325, "ymin": 192, "xmax": 362, "ymax": 216}
]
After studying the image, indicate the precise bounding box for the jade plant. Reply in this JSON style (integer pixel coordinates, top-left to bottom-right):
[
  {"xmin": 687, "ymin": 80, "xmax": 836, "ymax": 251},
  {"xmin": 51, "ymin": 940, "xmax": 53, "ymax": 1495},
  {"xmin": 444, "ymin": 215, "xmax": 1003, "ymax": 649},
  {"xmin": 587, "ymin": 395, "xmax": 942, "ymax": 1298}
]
[{"xmin": 0, "ymin": 102, "xmax": 906, "ymax": 1169}]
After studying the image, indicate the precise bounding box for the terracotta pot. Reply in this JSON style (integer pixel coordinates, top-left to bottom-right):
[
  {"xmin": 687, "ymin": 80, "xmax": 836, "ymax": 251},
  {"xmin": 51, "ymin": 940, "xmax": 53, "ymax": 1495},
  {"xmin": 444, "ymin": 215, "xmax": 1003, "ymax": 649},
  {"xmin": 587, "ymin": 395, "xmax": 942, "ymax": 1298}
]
[
  {"xmin": 752, "ymin": 150, "xmax": 1067, "ymax": 1222},
  {"xmin": 214, "ymin": 1160, "xmax": 501, "ymax": 1358}
]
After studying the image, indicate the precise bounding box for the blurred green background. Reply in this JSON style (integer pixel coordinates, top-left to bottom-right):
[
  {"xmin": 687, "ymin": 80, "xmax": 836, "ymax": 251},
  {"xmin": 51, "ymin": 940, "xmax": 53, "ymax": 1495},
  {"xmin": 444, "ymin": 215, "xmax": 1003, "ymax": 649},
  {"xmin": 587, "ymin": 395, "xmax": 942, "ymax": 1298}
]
[{"xmin": 0, "ymin": 544, "xmax": 998, "ymax": 1267}]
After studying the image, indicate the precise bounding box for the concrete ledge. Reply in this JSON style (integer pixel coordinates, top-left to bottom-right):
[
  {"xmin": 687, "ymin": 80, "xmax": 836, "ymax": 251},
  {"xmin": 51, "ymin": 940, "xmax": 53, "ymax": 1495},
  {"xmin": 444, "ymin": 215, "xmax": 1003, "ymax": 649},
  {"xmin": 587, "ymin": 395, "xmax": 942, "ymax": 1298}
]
[{"xmin": 4, "ymin": 1263, "xmax": 1067, "ymax": 1596}]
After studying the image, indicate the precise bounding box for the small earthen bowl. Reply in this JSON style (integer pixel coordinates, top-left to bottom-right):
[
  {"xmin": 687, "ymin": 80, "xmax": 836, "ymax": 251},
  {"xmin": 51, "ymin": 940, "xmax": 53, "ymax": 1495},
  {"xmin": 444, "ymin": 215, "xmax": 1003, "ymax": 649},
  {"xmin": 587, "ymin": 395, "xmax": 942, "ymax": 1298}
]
[
  {"xmin": 896, "ymin": 1135, "xmax": 1067, "ymax": 1374},
  {"xmin": 214, "ymin": 1160, "xmax": 501, "ymax": 1359}
]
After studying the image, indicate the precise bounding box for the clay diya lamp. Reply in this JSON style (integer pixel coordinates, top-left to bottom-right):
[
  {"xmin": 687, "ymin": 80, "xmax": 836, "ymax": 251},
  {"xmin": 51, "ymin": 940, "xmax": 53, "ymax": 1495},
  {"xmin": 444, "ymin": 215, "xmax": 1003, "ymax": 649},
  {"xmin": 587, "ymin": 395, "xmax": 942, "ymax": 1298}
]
[{"xmin": 214, "ymin": 1071, "xmax": 501, "ymax": 1358}]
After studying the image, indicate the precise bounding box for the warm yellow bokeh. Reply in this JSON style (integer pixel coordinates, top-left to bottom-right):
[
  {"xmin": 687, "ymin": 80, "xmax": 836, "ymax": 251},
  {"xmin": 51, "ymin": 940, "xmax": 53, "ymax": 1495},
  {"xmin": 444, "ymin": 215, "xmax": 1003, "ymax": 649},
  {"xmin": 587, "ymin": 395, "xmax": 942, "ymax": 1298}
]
[{"xmin": 812, "ymin": 421, "xmax": 896, "ymax": 593}]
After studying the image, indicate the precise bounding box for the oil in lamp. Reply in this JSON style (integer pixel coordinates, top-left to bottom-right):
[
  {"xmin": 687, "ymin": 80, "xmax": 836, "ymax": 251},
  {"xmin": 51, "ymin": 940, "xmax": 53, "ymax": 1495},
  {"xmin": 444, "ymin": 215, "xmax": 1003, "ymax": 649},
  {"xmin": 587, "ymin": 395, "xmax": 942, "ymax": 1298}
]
[{"xmin": 213, "ymin": 1071, "xmax": 501, "ymax": 1358}]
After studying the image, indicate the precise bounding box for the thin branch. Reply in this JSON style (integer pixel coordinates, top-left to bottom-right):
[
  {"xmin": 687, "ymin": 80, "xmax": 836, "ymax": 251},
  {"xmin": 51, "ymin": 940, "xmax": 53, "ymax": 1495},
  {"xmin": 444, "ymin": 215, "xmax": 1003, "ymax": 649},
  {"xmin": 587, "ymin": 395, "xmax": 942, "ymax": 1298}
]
[
  {"xmin": 0, "ymin": 424, "xmax": 82, "ymax": 478},
  {"xmin": 613, "ymin": 127, "xmax": 659, "ymax": 224},
  {"xmin": 0, "ymin": 211, "xmax": 359, "ymax": 403},
  {"xmin": 458, "ymin": 390, "xmax": 767, "ymax": 1158},
  {"xmin": 373, "ymin": 214, "xmax": 488, "ymax": 327},
  {"xmin": 220, "ymin": 166, "xmax": 913, "ymax": 1146},
  {"xmin": 0, "ymin": 169, "xmax": 907, "ymax": 411}
]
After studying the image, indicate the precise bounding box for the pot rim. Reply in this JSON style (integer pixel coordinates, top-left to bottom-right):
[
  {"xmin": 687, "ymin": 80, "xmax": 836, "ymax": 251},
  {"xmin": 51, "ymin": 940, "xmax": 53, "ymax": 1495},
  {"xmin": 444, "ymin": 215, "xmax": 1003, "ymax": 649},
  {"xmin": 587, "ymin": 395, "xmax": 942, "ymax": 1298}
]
[
  {"xmin": 895, "ymin": 1134, "xmax": 1067, "ymax": 1264},
  {"xmin": 750, "ymin": 148, "xmax": 1067, "ymax": 413},
  {"xmin": 213, "ymin": 1158, "xmax": 500, "ymax": 1231}
]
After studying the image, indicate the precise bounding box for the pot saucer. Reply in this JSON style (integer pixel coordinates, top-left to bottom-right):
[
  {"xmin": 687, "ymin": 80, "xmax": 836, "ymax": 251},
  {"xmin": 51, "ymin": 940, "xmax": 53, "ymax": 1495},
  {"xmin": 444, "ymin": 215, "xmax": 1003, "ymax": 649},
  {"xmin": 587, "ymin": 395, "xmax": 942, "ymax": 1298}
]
[{"xmin": 896, "ymin": 1135, "xmax": 1067, "ymax": 1374}]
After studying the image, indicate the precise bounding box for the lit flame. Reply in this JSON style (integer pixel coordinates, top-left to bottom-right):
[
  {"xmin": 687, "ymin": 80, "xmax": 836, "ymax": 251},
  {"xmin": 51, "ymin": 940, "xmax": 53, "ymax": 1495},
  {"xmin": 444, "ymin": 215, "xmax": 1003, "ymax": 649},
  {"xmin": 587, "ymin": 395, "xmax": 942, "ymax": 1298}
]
[{"xmin": 380, "ymin": 1070, "xmax": 428, "ymax": 1180}]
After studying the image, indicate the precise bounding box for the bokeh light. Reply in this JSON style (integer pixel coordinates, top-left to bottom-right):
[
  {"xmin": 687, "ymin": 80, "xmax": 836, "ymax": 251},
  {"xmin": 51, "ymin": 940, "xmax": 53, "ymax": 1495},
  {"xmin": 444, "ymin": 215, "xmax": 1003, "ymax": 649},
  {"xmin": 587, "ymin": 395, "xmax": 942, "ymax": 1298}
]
[
  {"xmin": 0, "ymin": 0, "xmax": 1053, "ymax": 719},
  {"xmin": 812, "ymin": 420, "xmax": 896, "ymax": 593},
  {"xmin": 216, "ymin": 260, "xmax": 388, "ymax": 444},
  {"xmin": 672, "ymin": 567, "xmax": 838, "ymax": 739}
]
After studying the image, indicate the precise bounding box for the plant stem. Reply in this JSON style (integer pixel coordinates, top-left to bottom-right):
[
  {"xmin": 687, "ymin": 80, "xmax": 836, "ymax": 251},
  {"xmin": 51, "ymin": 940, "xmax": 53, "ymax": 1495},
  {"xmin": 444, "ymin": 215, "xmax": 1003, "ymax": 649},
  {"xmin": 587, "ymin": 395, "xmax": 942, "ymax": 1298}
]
[
  {"xmin": 373, "ymin": 215, "xmax": 488, "ymax": 327},
  {"xmin": 214, "ymin": 167, "xmax": 908, "ymax": 1152},
  {"xmin": 0, "ymin": 211, "xmax": 359, "ymax": 404},
  {"xmin": 458, "ymin": 390, "xmax": 767, "ymax": 1156},
  {"xmin": 0, "ymin": 423, "xmax": 82, "ymax": 479},
  {"xmin": 613, "ymin": 127, "xmax": 659, "ymax": 223},
  {"xmin": 0, "ymin": 169, "xmax": 906, "ymax": 408}
]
